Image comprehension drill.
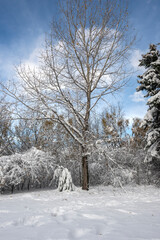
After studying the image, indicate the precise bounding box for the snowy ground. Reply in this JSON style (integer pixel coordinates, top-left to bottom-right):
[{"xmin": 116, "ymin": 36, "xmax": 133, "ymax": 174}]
[{"xmin": 0, "ymin": 186, "xmax": 160, "ymax": 240}]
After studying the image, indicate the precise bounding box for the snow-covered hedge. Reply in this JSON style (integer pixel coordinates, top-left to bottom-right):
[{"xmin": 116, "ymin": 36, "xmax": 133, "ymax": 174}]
[
  {"xmin": 88, "ymin": 141, "xmax": 148, "ymax": 187},
  {"xmin": 0, "ymin": 143, "xmax": 153, "ymax": 193},
  {"xmin": 0, "ymin": 147, "xmax": 57, "ymax": 193}
]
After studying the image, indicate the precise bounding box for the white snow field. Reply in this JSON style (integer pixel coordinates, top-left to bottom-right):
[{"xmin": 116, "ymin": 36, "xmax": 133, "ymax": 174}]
[{"xmin": 0, "ymin": 186, "xmax": 160, "ymax": 240}]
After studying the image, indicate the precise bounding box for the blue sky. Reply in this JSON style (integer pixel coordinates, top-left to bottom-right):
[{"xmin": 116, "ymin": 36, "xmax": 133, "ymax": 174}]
[{"xmin": 0, "ymin": 0, "xmax": 160, "ymax": 123}]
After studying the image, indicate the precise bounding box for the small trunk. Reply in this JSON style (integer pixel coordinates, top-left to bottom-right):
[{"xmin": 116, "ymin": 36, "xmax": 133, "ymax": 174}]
[
  {"xmin": 28, "ymin": 180, "xmax": 30, "ymax": 191},
  {"xmin": 21, "ymin": 182, "xmax": 24, "ymax": 191},
  {"xmin": 82, "ymin": 154, "xmax": 89, "ymax": 190},
  {"xmin": 136, "ymin": 165, "xmax": 140, "ymax": 185},
  {"xmin": 11, "ymin": 185, "xmax": 14, "ymax": 194},
  {"xmin": 79, "ymin": 166, "xmax": 81, "ymax": 186}
]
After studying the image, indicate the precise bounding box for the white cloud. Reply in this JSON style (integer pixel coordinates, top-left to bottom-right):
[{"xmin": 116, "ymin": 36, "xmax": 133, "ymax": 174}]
[
  {"xmin": 20, "ymin": 47, "xmax": 41, "ymax": 73},
  {"xmin": 125, "ymin": 103, "xmax": 148, "ymax": 126},
  {"xmin": 130, "ymin": 91, "xmax": 145, "ymax": 102},
  {"xmin": 0, "ymin": 47, "xmax": 15, "ymax": 79},
  {"xmin": 20, "ymin": 35, "xmax": 44, "ymax": 69},
  {"xmin": 0, "ymin": 34, "xmax": 44, "ymax": 80},
  {"xmin": 130, "ymin": 49, "xmax": 144, "ymax": 71}
]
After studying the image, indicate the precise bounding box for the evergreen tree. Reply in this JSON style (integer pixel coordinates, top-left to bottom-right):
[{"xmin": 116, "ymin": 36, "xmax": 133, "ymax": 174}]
[{"xmin": 137, "ymin": 44, "xmax": 160, "ymax": 163}]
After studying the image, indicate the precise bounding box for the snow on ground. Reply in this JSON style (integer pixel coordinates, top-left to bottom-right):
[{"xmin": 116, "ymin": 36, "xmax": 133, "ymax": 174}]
[{"xmin": 0, "ymin": 185, "xmax": 160, "ymax": 240}]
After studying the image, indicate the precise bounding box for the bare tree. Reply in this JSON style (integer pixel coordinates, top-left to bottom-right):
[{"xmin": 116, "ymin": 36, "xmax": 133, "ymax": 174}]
[{"xmin": 1, "ymin": 0, "xmax": 134, "ymax": 190}]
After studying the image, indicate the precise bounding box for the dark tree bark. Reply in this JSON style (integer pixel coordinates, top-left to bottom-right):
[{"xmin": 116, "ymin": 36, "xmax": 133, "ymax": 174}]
[{"xmin": 82, "ymin": 147, "xmax": 89, "ymax": 190}]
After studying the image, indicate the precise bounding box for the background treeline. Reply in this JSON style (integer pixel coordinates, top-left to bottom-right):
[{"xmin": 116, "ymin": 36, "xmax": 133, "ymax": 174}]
[{"xmin": 0, "ymin": 102, "xmax": 159, "ymax": 193}]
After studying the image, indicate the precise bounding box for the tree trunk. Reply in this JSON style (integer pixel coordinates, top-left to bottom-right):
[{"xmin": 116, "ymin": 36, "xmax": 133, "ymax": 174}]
[
  {"xmin": 82, "ymin": 147, "xmax": 89, "ymax": 190},
  {"xmin": 28, "ymin": 180, "xmax": 30, "ymax": 191},
  {"xmin": 11, "ymin": 185, "xmax": 14, "ymax": 194},
  {"xmin": 136, "ymin": 165, "xmax": 140, "ymax": 185}
]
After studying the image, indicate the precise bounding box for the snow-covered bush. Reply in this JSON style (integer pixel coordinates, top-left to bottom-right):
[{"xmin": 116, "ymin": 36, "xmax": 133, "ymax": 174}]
[
  {"xmin": 0, "ymin": 147, "xmax": 57, "ymax": 193},
  {"xmin": 52, "ymin": 139, "xmax": 148, "ymax": 188},
  {"xmin": 52, "ymin": 166, "xmax": 74, "ymax": 191},
  {"xmin": 88, "ymin": 140, "xmax": 147, "ymax": 187}
]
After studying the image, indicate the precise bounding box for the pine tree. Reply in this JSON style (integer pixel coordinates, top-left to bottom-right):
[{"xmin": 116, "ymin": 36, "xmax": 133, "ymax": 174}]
[{"xmin": 137, "ymin": 44, "xmax": 160, "ymax": 163}]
